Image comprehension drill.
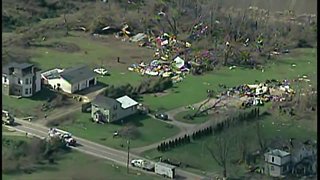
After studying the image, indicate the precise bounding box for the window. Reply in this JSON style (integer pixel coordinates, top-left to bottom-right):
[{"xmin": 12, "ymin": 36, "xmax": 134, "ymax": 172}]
[
  {"xmin": 25, "ymin": 88, "xmax": 29, "ymax": 95},
  {"xmin": 271, "ymin": 157, "xmax": 274, "ymax": 162},
  {"xmin": 18, "ymin": 78, "xmax": 21, "ymax": 84},
  {"xmin": 271, "ymin": 166, "xmax": 274, "ymax": 171},
  {"xmin": 29, "ymin": 88, "xmax": 32, "ymax": 94},
  {"xmin": 25, "ymin": 78, "xmax": 29, "ymax": 84}
]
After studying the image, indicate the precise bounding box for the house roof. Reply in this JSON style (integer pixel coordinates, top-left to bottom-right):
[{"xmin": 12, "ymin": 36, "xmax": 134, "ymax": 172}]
[
  {"xmin": 116, "ymin": 95, "xmax": 138, "ymax": 109},
  {"xmin": 2, "ymin": 62, "xmax": 34, "ymax": 74},
  {"xmin": 265, "ymin": 149, "xmax": 290, "ymax": 157},
  {"xmin": 92, "ymin": 95, "xmax": 118, "ymax": 109},
  {"xmin": 60, "ymin": 65, "xmax": 96, "ymax": 84}
]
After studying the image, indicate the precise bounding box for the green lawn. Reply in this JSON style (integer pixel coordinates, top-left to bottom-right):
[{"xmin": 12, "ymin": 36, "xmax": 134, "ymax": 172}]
[
  {"xmin": 58, "ymin": 112, "xmax": 180, "ymax": 149},
  {"xmin": 142, "ymin": 48, "xmax": 317, "ymax": 110},
  {"xmin": 96, "ymin": 70, "xmax": 145, "ymax": 87},
  {"xmin": 174, "ymin": 110, "xmax": 210, "ymax": 124},
  {"xmin": 2, "ymin": 135, "xmax": 161, "ymax": 180},
  {"xmin": 142, "ymin": 112, "xmax": 317, "ymax": 178},
  {"xmin": 2, "ymin": 87, "xmax": 57, "ymax": 117}
]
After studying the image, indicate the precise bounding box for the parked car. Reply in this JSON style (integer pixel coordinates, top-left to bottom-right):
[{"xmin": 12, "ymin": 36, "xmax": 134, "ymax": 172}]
[
  {"xmin": 155, "ymin": 113, "xmax": 169, "ymax": 120},
  {"xmin": 93, "ymin": 68, "xmax": 109, "ymax": 76}
]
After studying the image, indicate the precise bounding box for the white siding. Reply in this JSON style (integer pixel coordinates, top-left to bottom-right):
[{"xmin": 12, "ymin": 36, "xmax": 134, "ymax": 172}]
[
  {"xmin": 79, "ymin": 80, "xmax": 87, "ymax": 91},
  {"xmin": 266, "ymin": 155, "xmax": 282, "ymax": 165},
  {"xmin": 35, "ymin": 71, "xmax": 41, "ymax": 92},
  {"xmin": 21, "ymin": 74, "xmax": 34, "ymax": 97},
  {"xmin": 2, "ymin": 76, "xmax": 9, "ymax": 85}
]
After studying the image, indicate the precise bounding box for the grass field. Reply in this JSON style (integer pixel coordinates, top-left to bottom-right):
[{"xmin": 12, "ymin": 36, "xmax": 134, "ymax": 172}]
[
  {"xmin": 142, "ymin": 48, "xmax": 317, "ymax": 110},
  {"xmin": 58, "ymin": 112, "xmax": 180, "ymax": 149},
  {"xmin": 174, "ymin": 110, "xmax": 210, "ymax": 124},
  {"xmin": 2, "ymin": 135, "xmax": 161, "ymax": 180},
  {"xmin": 142, "ymin": 112, "xmax": 317, "ymax": 178},
  {"xmin": 2, "ymin": 87, "xmax": 57, "ymax": 117}
]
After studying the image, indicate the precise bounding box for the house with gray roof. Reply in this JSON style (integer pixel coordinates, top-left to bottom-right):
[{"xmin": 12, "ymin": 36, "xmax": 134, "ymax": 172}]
[
  {"xmin": 41, "ymin": 65, "xmax": 97, "ymax": 94},
  {"xmin": 2, "ymin": 62, "xmax": 42, "ymax": 97},
  {"xmin": 91, "ymin": 95, "xmax": 138, "ymax": 123}
]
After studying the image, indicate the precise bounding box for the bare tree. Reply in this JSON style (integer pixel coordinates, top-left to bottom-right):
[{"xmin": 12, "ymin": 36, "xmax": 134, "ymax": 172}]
[
  {"xmin": 206, "ymin": 136, "xmax": 232, "ymax": 178},
  {"xmin": 237, "ymin": 131, "xmax": 249, "ymax": 164},
  {"xmin": 256, "ymin": 121, "xmax": 267, "ymax": 152}
]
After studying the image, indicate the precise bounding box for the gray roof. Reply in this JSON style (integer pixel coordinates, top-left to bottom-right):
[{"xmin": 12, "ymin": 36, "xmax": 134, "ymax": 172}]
[
  {"xmin": 2, "ymin": 62, "xmax": 34, "ymax": 74},
  {"xmin": 60, "ymin": 65, "xmax": 96, "ymax": 84},
  {"xmin": 92, "ymin": 95, "xmax": 118, "ymax": 109}
]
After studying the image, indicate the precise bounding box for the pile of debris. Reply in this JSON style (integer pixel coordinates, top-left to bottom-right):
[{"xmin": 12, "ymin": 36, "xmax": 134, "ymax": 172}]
[
  {"xmin": 127, "ymin": 31, "xmax": 193, "ymax": 83},
  {"xmin": 219, "ymin": 79, "xmax": 295, "ymax": 108}
]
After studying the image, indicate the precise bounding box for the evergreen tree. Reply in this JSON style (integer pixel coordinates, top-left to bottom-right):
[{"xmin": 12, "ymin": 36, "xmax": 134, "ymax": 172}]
[{"xmin": 174, "ymin": 138, "xmax": 178, "ymax": 147}]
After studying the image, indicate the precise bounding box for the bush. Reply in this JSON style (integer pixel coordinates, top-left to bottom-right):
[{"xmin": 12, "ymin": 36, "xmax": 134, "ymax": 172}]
[{"xmin": 296, "ymin": 39, "xmax": 313, "ymax": 48}]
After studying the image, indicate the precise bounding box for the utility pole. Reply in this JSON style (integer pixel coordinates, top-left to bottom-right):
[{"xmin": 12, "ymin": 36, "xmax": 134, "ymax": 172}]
[{"xmin": 127, "ymin": 139, "xmax": 130, "ymax": 174}]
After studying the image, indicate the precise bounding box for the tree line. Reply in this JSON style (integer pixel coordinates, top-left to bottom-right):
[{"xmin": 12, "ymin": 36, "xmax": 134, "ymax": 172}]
[{"xmin": 157, "ymin": 107, "xmax": 260, "ymax": 152}]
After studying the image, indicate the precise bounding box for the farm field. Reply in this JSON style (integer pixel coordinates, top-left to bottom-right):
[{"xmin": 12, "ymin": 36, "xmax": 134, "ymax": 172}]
[
  {"xmin": 57, "ymin": 112, "xmax": 180, "ymax": 149},
  {"xmin": 142, "ymin": 112, "xmax": 317, "ymax": 178},
  {"xmin": 2, "ymin": 135, "xmax": 161, "ymax": 180}
]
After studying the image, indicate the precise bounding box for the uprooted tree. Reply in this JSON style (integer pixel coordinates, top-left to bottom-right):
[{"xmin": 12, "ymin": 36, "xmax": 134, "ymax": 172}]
[{"xmin": 192, "ymin": 94, "xmax": 223, "ymax": 118}]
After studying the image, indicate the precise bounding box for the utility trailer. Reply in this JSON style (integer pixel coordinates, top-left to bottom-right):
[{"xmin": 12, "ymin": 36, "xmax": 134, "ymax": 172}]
[
  {"xmin": 155, "ymin": 162, "xmax": 176, "ymax": 179},
  {"xmin": 2, "ymin": 110, "xmax": 14, "ymax": 125}
]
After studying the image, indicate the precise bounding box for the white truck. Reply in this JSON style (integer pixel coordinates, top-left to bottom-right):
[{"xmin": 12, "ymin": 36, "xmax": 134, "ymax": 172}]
[
  {"xmin": 2, "ymin": 110, "xmax": 14, "ymax": 125},
  {"xmin": 131, "ymin": 159, "xmax": 155, "ymax": 171},
  {"xmin": 155, "ymin": 162, "xmax": 176, "ymax": 179},
  {"xmin": 48, "ymin": 128, "xmax": 77, "ymax": 146}
]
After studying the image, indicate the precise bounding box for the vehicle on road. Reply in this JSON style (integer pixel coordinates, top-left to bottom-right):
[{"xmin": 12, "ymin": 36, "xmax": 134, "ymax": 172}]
[
  {"xmin": 155, "ymin": 113, "xmax": 169, "ymax": 120},
  {"xmin": 155, "ymin": 162, "xmax": 176, "ymax": 179},
  {"xmin": 131, "ymin": 159, "xmax": 155, "ymax": 171},
  {"xmin": 131, "ymin": 159, "xmax": 176, "ymax": 179},
  {"xmin": 48, "ymin": 128, "xmax": 77, "ymax": 146},
  {"xmin": 2, "ymin": 110, "xmax": 14, "ymax": 125},
  {"xmin": 93, "ymin": 68, "xmax": 109, "ymax": 76}
]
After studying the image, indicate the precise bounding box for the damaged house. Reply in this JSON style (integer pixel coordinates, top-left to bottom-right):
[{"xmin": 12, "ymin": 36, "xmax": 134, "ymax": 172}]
[
  {"xmin": 2, "ymin": 62, "xmax": 42, "ymax": 97},
  {"xmin": 264, "ymin": 139, "xmax": 317, "ymax": 178}
]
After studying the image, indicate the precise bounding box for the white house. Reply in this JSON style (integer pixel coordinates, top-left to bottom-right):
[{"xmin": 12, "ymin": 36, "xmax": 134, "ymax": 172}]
[
  {"xmin": 91, "ymin": 95, "xmax": 138, "ymax": 123},
  {"xmin": 2, "ymin": 62, "xmax": 41, "ymax": 97},
  {"xmin": 41, "ymin": 65, "xmax": 97, "ymax": 94}
]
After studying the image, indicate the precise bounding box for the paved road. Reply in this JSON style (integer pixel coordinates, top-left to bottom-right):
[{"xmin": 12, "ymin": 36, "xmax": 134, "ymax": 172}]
[{"xmin": 9, "ymin": 118, "xmax": 207, "ymax": 180}]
